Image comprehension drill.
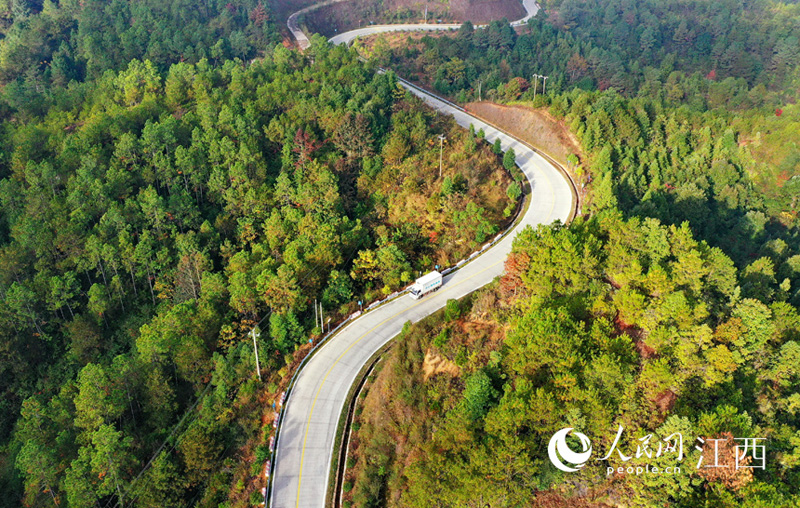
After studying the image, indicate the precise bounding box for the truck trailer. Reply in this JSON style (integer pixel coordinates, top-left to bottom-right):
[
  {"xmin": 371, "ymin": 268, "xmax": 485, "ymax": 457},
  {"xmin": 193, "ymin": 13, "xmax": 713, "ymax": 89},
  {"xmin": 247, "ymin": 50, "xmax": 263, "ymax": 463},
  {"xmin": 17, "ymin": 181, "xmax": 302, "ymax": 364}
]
[{"xmin": 409, "ymin": 271, "xmax": 442, "ymax": 299}]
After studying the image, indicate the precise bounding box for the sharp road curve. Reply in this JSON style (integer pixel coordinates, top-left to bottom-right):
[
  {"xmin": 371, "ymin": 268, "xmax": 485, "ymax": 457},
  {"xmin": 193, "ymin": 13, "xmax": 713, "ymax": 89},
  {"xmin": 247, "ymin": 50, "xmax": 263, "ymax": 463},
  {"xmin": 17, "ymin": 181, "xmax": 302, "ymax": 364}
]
[
  {"xmin": 294, "ymin": 0, "xmax": 540, "ymax": 49},
  {"xmin": 271, "ymin": 3, "xmax": 568, "ymax": 507}
]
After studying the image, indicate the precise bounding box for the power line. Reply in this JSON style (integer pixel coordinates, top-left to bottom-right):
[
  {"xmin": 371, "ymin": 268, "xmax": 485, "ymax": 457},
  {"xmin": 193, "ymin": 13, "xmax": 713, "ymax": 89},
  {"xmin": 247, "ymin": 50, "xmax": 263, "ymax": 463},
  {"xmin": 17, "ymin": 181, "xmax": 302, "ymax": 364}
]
[
  {"xmin": 102, "ymin": 220, "xmax": 371, "ymax": 507},
  {"xmin": 103, "ymin": 381, "xmax": 212, "ymax": 508}
]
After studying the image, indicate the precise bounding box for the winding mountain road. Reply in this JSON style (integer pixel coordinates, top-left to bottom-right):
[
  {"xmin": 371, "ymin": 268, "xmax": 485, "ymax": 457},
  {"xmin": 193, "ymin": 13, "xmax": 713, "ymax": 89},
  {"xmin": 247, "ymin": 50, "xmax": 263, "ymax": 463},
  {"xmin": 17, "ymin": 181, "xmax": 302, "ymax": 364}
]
[
  {"xmin": 270, "ymin": 2, "xmax": 569, "ymax": 507},
  {"xmin": 292, "ymin": 0, "xmax": 540, "ymax": 49}
]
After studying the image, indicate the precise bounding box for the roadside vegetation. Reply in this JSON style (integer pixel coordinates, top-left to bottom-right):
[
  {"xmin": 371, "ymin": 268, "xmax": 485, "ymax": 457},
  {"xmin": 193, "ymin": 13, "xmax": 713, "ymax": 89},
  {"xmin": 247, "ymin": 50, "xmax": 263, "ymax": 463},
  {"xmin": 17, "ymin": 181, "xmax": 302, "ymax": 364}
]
[
  {"xmin": 358, "ymin": 3, "xmax": 800, "ymax": 270},
  {"xmin": 345, "ymin": 211, "xmax": 800, "ymax": 507}
]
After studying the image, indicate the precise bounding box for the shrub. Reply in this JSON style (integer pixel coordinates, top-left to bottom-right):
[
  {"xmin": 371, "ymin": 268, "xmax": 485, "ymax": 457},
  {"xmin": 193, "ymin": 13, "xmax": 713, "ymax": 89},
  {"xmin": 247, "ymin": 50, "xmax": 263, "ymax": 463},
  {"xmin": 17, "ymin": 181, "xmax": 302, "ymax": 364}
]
[
  {"xmin": 255, "ymin": 444, "xmax": 270, "ymax": 463},
  {"xmin": 445, "ymin": 299, "xmax": 462, "ymax": 321},
  {"xmin": 250, "ymin": 489, "xmax": 264, "ymax": 505},
  {"xmin": 463, "ymin": 370, "xmax": 498, "ymax": 421},
  {"xmin": 442, "ymin": 176, "xmax": 454, "ymax": 195},
  {"xmin": 433, "ymin": 329, "xmax": 449, "ymax": 349},
  {"xmin": 454, "ymin": 346, "xmax": 467, "ymax": 366}
]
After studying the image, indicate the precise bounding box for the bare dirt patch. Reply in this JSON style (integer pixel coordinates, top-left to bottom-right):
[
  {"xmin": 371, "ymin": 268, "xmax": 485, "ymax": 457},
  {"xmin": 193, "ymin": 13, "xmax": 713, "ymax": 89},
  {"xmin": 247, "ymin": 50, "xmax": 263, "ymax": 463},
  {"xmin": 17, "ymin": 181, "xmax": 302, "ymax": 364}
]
[
  {"xmin": 422, "ymin": 349, "xmax": 460, "ymax": 380},
  {"xmin": 465, "ymin": 101, "xmax": 583, "ymax": 166},
  {"xmin": 454, "ymin": 0, "xmax": 526, "ymax": 21}
]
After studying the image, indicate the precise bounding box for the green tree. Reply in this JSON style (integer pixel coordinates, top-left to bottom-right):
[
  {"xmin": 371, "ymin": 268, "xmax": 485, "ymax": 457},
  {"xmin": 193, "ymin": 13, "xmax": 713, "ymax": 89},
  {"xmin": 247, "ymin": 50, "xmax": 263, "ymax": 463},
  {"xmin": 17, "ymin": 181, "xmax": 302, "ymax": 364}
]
[
  {"xmin": 503, "ymin": 148, "xmax": 516, "ymax": 171},
  {"xmin": 463, "ymin": 370, "xmax": 498, "ymax": 421},
  {"xmin": 445, "ymin": 299, "xmax": 462, "ymax": 321},
  {"xmin": 322, "ymin": 269, "xmax": 354, "ymax": 308},
  {"xmin": 74, "ymin": 363, "xmax": 125, "ymax": 432},
  {"xmin": 115, "ymin": 59, "xmax": 161, "ymax": 106},
  {"xmin": 270, "ymin": 311, "xmax": 304, "ymax": 353}
]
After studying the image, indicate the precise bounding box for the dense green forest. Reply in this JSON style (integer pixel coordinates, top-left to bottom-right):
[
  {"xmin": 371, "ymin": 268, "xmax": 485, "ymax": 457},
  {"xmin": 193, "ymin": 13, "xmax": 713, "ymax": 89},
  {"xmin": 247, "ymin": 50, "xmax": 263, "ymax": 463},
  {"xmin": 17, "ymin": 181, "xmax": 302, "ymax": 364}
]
[
  {"xmin": 0, "ymin": 0, "xmax": 281, "ymax": 118},
  {"xmin": 345, "ymin": 211, "xmax": 800, "ymax": 507},
  {"xmin": 382, "ymin": 0, "xmax": 800, "ymax": 98},
  {"xmin": 0, "ymin": 15, "xmax": 519, "ymax": 508}
]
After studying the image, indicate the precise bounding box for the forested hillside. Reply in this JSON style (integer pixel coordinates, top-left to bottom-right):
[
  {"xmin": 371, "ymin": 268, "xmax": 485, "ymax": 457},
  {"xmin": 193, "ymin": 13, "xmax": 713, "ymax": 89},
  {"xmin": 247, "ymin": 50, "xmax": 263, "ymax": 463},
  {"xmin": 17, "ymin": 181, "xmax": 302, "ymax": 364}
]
[
  {"xmin": 365, "ymin": 3, "xmax": 800, "ymax": 277},
  {"xmin": 0, "ymin": 0, "xmax": 280, "ymax": 117},
  {"xmin": 538, "ymin": 0, "xmax": 800, "ymax": 90},
  {"xmin": 0, "ymin": 28, "xmax": 518, "ymax": 508},
  {"xmin": 384, "ymin": 0, "xmax": 800, "ymax": 96},
  {"xmin": 344, "ymin": 212, "xmax": 800, "ymax": 507}
]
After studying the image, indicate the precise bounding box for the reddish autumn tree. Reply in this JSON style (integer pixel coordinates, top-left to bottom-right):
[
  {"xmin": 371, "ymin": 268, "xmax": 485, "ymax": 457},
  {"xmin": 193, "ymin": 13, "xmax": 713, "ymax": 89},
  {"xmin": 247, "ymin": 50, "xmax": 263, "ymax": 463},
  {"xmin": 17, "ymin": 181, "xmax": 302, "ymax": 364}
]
[
  {"xmin": 567, "ymin": 53, "xmax": 589, "ymax": 81},
  {"xmin": 500, "ymin": 251, "xmax": 530, "ymax": 299},
  {"xmin": 292, "ymin": 128, "xmax": 322, "ymax": 168},
  {"xmin": 249, "ymin": 3, "xmax": 269, "ymax": 26}
]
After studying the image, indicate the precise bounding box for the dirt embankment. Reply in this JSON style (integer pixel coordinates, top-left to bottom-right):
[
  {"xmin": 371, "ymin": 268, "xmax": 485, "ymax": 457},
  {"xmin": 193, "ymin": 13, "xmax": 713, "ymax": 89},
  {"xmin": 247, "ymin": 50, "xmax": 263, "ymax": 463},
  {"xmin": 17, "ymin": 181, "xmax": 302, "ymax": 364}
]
[
  {"xmin": 465, "ymin": 101, "xmax": 583, "ymax": 166},
  {"xmin": 302, "ymin": 0, "xmax": 526, "ymax": 37},
  {"xmin": 451, "ymin": 0, "xmax": 526, "ymax": 21},
  {"xmin": 422, "ymin": 349, "xmax": 459, "ymax": 380}
]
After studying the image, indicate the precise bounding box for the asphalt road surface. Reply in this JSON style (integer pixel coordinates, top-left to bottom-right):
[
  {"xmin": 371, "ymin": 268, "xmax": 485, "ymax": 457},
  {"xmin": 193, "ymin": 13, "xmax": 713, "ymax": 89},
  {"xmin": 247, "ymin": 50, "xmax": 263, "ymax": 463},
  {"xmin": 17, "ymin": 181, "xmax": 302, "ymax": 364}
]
[{"xmin": 271, "ymin": 3, "xmax": 566, "ymax": 507}]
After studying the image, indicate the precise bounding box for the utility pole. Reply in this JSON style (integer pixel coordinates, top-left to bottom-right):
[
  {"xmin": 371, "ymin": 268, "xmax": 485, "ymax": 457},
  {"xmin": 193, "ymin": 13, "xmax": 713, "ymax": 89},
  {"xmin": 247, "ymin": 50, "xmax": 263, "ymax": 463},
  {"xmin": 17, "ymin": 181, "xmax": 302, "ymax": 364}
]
[
  {"xmin": 314, "ymin": 298, "xmax": 318, "ymax": 330},
  {"xmin": 424, "ymin": 6, "xmax": 427, "ymax": 23},
  {"xmin": 319, "ymin": 303, "xmax": 324, "ymax": 334},
  {"xmin": 478, "ymin": 80, "xmax": 482, "ymax": 101},
  {"xmin": 438, "ymin": 134, "xmax": 446, "ymax": 178},
  {"xmin": 532, "ymin": 74, "xmax": 540, "ymax": 100},
  {"xmin": 250, "ymin": 327, "xmax": 261, "ymax": 381},
  {"xmin": 542, "ymin": 75, "xmax": 549, "ymax": 94}
]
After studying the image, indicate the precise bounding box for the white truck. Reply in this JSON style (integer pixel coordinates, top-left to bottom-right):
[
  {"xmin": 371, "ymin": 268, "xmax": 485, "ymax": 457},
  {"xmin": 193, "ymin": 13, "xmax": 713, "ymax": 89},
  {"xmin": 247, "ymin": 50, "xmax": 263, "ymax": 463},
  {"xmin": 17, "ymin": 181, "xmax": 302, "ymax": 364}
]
[{"xmin": 409, "ymin": 271, "xmax": 442, "ymax": 299}]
